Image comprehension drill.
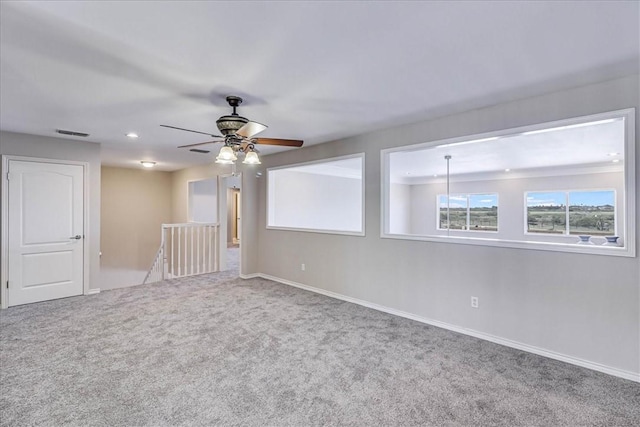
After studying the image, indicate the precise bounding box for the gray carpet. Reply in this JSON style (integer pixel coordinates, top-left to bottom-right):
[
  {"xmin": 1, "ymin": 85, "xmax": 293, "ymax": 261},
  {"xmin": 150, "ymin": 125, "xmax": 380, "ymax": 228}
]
[{"xmin": 1, "ymin": 253, "xmax": 639, "ymax": 426}]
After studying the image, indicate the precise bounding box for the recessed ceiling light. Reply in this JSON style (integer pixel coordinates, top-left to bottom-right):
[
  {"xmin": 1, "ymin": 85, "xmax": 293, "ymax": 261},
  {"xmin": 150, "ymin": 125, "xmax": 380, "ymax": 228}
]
[
  {"xmin": 505, "ymin": 168, "xmax": 511, "ymax": 172},
  {"xmin": 433, "ymin": 174, "xmax": 438, "ymax": 177},
  {"xmin": 140, "ymin": 161, "xmax": 156, "ymax": 168},
  {"xmin": 612, "ymin": 159, "xmax": 620, "ymax": 163},
  {"xmin": 126, "ymin": 132, "xmax": 139, "ymax": 138},
  {"xmin": 607, "ymin": 152, "xmax": 620, "ymax": 156}
]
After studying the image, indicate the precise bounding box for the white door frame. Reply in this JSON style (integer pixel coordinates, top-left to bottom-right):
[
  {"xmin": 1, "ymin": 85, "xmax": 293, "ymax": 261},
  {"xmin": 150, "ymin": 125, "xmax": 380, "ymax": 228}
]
[{"xmin": 1, "ymin": 155, "xmax": 91, "ymax": 309}]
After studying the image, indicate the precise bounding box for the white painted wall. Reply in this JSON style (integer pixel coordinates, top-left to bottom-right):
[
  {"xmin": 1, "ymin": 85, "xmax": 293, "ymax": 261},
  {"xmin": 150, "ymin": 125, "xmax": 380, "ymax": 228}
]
[
  {"xmin": 389, "ymin": 183, "xmax": 411, "ymax": 234},
  {"xmin": 268, "ymin": 169, "xmax": 362, "ymax": 233},
  {"xmin": 245, "ymin": 75, "xmax": 640, "ymax": 380},
  {"xmin": 189, "ymin": 178, "xmax": 217, "ymax": 223}
]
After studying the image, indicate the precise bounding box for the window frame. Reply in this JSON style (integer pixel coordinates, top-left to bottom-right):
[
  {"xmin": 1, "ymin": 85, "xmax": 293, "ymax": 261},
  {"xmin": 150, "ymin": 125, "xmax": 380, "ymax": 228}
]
[
  {"xmin": 381, "ymin": 108, "xmax": 635, "ymax": 257},
  {"xmin": 524, "ymin": 189, "xmax": 617, "ymax": 237},
  {"xmin": 266, "ymin": 153, "xmax": 366, "ymax": 236},
  {"xmin": 436, "ymin": 193, "xmax": 499, "ymax": 233}
]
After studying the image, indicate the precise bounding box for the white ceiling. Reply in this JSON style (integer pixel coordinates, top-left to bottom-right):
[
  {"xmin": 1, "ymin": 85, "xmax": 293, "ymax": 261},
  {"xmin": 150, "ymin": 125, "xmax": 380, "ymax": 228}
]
[
  {"xmin": 1, "ymin": 1, "xmax": 638, "ymax": 171},
  {"xmin": 390, "ymin": 118, "xmax": 626, "ymax": 183}
]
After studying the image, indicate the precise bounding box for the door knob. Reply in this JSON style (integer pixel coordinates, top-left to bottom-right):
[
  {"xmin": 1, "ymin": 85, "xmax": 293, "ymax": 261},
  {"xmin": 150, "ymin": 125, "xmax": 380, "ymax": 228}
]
[{"xmin": 69, "ymin": 235, "xmax": 82, "ymax": 240}]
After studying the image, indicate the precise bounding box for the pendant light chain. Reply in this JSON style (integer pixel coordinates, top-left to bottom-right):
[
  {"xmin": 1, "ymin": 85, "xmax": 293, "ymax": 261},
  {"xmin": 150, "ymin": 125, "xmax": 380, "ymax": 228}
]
[{"xmin": 445, "ymin": 155, "xmax": 452, "ymax": 235}]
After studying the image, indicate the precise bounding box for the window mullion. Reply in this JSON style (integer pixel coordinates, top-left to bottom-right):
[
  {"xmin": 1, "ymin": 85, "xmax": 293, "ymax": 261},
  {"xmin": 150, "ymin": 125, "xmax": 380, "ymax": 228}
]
[
  {"xmin": 466, "ymin": 194, "xmax": 471, "ymax": 230},
  {"xmin": 565, "ymin": 192, "xmax": 570, "ymax": 235}
]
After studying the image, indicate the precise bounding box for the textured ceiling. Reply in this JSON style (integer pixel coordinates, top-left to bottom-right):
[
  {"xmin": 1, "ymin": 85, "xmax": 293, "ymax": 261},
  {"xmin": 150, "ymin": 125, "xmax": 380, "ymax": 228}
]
[{"xmin": 1, "ymin": 1, "xmax": 638, "ymax": 171}]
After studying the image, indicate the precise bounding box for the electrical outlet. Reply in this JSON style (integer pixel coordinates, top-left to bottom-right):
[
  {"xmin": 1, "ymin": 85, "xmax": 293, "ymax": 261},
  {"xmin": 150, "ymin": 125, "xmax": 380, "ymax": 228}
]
[
  {"xmin": 471, "ymin": 296, "xmax": 479, "ymax": 308},
  {"xmin": 301, "ymin": 263, "xmax": 306, "ymax": 271}
]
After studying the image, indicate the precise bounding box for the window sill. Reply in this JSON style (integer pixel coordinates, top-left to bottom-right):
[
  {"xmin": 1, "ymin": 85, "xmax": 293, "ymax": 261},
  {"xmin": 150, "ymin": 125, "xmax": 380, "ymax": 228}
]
[
  {"xmin": 267, "ymin": 225, "xmax": 365, "ymax": 237},
  {"xmin": 381, "ymin": 233, "xmax": 634, "ymax": 257}
]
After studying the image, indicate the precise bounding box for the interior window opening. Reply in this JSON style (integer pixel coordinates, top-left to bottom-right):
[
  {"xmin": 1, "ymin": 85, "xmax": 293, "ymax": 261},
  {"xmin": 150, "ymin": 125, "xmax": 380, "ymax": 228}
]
[{"xmin": 382, "ymin": 108, "xmax": 634, "ymax": 257}]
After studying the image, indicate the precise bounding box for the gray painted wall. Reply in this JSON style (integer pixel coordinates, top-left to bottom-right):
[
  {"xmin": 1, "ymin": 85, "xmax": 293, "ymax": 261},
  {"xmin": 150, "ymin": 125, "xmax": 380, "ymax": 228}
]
[
  {"xmin": 246, "ymin": 75, "xmax": 640, "ymax": 377},
  {"xmin": 0, "ymin": 131, "xmax": 102, "ymax": 293}
]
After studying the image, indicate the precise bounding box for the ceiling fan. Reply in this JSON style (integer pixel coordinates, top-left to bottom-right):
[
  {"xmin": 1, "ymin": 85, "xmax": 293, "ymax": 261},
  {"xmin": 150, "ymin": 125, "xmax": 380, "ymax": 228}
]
[{"xmin": 161, "ymin": 95, "xmax": 303, "ymax": 164}]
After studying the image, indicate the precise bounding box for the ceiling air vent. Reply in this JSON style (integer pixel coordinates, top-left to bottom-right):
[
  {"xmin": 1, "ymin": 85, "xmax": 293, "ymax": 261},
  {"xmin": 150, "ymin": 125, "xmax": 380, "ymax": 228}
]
[
  {"xmin": 189, "ymin": 149, "xmax": 210, "ymax": 154},
  {"xmin": 56, "ymin": 129, "xmax": 90, "ymax": 137}
]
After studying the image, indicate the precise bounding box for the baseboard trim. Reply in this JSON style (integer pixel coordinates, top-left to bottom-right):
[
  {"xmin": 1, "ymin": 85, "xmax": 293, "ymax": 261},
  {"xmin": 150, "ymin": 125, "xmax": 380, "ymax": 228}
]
[
  {"xmin": 239, "ymin": 273, "xmax": 261, "ymax": 280},
  {"xmin": 85, "ymin": 288, "xmax": 100, "ymax": 295},
  {"xmin": 256, "ymin": 273, "xmax": 640, "ymax": 383}
]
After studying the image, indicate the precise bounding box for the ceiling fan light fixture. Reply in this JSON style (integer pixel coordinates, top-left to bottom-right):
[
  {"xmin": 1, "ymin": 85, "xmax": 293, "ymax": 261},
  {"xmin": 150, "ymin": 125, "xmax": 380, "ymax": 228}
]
[
  {"xmin": 215, "ymin": 158, "xmax": 234, "ymax": 165},
  {"xmin": 216, "ymin": 115, "xmax": 249, "ymax": 135},
  {"xmin": 216, "ymin": 145, "xmax": 237, "ymax": 163},
  {"xmin": 243, "ymin": 150, "xmax": 261, "ymax": 165},
  {"xmin": 164, "ymin": 95, "xmax": 304, "ymax": 158}
]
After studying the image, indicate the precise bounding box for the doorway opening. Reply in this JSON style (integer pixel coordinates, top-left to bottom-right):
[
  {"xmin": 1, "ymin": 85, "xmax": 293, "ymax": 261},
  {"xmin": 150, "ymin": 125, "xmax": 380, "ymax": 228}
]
[
  {"xmin": 220, "ymin": 173, "xmax": 241, "ymax": 274},
  {"xmin": 229, "ymin": 187, "xmax": 241, "ymax": 246}
]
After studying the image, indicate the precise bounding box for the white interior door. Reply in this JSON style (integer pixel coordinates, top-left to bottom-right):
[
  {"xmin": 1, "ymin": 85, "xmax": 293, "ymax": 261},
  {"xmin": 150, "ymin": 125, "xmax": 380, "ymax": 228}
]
[{"xmin": 8, "ymin": 160, "xmax": 84, "ymax": 306}]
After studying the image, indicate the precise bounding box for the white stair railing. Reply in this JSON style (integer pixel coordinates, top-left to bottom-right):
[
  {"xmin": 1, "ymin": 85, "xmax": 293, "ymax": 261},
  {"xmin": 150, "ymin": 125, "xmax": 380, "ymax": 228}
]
[
  {"xmin": 143, "ymin": 245, "xmax": 164, "ymax": 284},
  {"xmin": 165, "ymin": 222, "xmax": 219, "ymax": 279},
  {"xmin": 143, "ymin": 222, "xmax": 219, "ymax": 284}
]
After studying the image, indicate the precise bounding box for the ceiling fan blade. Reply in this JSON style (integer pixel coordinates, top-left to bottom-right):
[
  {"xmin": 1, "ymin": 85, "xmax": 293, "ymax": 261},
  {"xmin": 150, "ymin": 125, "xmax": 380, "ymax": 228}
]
[
  {"xmin": 161, "ymin": 124, "xmax": 222, "ymax": 138},
  {"xmin": 236, "ymin": 121, "xmax": 267, "ymax": 138},
  {"xmin": 254, "ymin": 138, "xmax": 304, "ymax": 147},
  {"xmin": 177, "ymin": 140, "xmax": 222, "ymax": 148}
]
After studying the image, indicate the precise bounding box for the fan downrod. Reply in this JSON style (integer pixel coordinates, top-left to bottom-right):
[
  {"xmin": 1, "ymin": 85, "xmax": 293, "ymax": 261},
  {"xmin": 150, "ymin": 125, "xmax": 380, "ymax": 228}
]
[
  {"xmin": 217, "ymin": 95, "xmax": 248, "ymax": 135},
  {"xmin": 226, "ymin": 96, "xmax": 243, "ymax": 115}
]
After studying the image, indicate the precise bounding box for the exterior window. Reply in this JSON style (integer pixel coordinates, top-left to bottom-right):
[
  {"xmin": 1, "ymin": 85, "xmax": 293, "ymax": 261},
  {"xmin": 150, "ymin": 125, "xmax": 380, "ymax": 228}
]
[
  {"xmin": 526, "ymin": 190, "xmax": 615, "ymax": 236},
  {"xmin": 568, "ymin": 191, "xmax": 615, "ymax": 235},
  {"xmin": 438, "ymin": 193, "xmax": 498, "ymax": 231},
  {"xmin": 526, "ymin": 192, "xmax": 566, "ymax": 234},
  {"xmin": 438, "ymin": 195, "xmax": 467, "ymax": 230}
]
